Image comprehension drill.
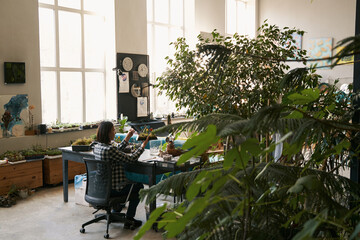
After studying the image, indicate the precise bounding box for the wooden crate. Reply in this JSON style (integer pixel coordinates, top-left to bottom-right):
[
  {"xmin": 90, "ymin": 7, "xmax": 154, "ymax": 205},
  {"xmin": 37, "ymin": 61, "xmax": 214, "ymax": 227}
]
[
  {"xmin": 43, "ymin": 156, "xmax": 86, "ymax": 185},
  {"xmin": 0, "ymin": 160, "xmax": 43, "ymax": 195}
]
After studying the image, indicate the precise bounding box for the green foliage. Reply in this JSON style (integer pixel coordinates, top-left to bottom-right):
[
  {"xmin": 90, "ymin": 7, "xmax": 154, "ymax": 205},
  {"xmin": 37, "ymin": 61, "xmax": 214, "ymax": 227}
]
[
  {"xmin": 117, "ymin": 116, "xmax": 128, "ymax": 133},
  {"xmin": 136, "ymin": 24, "xmax": 360, "ymax": 240},
  {"xmin": 157, "ymin": 22, "xmax": 307, "ymax": 119}
]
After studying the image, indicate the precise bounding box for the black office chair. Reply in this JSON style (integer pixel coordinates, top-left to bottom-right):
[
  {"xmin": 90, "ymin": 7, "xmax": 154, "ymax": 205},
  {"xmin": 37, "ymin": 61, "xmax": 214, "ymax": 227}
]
[{"xmin": 80, "ymin": 158, "xmax": 134, "ymax": 239}]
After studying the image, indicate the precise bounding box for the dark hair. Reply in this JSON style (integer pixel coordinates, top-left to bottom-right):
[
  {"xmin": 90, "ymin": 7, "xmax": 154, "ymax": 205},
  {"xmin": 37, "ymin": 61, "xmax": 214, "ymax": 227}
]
[{"xmin": 96, "ymin": 121, "xmax": 114, "ymax": 144}]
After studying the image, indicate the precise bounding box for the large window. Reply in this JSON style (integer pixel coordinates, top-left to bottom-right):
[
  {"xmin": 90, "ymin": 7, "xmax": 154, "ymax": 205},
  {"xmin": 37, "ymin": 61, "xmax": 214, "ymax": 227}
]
[
  {"xmin": 147, "ymin": 0, "xmax": 192, "ymax": 117},
  {"xmin": 38, "ymin": 0, "xmax": 115, "ymax": 124},
  {"xmin": 226, "ymin": 0, "xmax": 256, "ymax": 38}
]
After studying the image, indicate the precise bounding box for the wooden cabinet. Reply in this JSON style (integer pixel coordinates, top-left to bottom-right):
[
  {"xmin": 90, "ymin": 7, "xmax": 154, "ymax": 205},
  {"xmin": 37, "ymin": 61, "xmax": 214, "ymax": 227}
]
[
  {"xmin": 43, "ymin": 156, "xmax": 86, "ymax": 185},
  {"xmin": 0, "ymin": 160, "xmax": 43, "ymax": 195}
]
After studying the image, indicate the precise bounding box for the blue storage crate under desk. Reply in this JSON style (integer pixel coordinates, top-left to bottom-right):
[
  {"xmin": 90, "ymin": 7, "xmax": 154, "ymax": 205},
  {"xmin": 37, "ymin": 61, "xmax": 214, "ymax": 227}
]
[{"xmin": 125, "ymin": 171, "xmax": 181, "ymax": 185}]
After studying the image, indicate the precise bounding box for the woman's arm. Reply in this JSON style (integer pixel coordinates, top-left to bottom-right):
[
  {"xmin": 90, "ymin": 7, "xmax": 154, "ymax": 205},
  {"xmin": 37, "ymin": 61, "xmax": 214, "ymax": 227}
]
[
  {"xmin": 116, "ymin": 128, "xmax": 136, "ymax": 150},
  {"xmin": 110, "ymin": 134, "xmax": 150, "ymax": 164}
]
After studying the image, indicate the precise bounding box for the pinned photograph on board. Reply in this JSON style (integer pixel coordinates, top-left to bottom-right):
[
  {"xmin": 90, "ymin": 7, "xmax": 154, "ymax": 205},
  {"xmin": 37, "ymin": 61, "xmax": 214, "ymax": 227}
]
[
  {"xmin": 137, "ymin": 97, "xmax": 147, "ymax": 117},
  {"xmin": 119, "ymin": 72, "xmax": 129, "ymax": 93}
]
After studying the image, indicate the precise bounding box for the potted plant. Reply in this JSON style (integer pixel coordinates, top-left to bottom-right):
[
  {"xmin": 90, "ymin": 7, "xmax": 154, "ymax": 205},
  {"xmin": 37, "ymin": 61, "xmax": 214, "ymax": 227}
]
[
  {"xmin": 43, "ymin": 147, "xmax": 85, "ymax": 185},
  {"xmin": 0, "ymin": 151, "xmax": 42, "ymax": 195},
  {"xmin": 20, "ymin": 146, "xmax": 46, "ymax": 160},
  {"xmin": 24, "ymin": 105, "xmax": 36, "ymax": 135},
  {"xmin": 71, "ymin": 137, "xmax": 94, "ymax": 151}
]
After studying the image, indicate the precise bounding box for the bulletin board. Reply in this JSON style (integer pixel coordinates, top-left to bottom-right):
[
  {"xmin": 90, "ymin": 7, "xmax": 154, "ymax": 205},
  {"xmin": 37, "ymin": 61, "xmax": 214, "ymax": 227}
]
[{"xmin": 116, "ymin": 53, "xmax": 150, "ymax": 121}]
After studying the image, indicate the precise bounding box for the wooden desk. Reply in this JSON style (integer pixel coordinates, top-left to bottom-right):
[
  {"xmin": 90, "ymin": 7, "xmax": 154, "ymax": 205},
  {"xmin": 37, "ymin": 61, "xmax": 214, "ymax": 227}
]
[{"xmin": 59, "ymin": 147, "xmax": 200, "ymax": 213}]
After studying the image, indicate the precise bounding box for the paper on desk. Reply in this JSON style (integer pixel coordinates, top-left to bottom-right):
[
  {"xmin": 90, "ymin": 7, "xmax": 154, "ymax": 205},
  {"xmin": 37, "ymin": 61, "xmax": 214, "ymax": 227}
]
[{"xmin": 137, "ymin": 97, "xmax": 147, "ymax": 117}]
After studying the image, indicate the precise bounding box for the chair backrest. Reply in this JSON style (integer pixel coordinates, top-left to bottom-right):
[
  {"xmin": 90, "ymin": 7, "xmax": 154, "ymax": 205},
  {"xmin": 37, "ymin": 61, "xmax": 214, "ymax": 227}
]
[{"xmin": 83, "ymin": 158, "xmax": 112, "ymax": 207}]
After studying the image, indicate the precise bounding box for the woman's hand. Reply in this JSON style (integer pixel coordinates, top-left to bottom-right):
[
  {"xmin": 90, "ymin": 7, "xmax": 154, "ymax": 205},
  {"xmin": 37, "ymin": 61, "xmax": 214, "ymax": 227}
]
[
  {"xmin": 141, "ymin": 135, "xmax": 151, "ymax": 149},
  {"xmin": 124, "ymin": 128, "xmax": 136, "ymax": 143}
]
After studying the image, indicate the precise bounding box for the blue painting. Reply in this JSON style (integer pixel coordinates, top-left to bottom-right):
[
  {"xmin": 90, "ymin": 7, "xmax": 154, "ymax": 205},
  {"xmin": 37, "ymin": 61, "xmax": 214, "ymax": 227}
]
[
  {"xmin": 308, "ymin": 37, "xmax": 333, "ymax": 69},
  {"xmin": 0, "ymin": 94, "xmax": 28, "ymax": 137}
]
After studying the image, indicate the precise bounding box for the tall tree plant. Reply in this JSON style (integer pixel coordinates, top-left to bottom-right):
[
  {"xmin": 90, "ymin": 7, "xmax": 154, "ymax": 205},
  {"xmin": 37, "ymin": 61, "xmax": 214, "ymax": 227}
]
[
  {"xmin": 135, "ymin": 23, "xmax": 360, "ymax": 239},
  {"xmin": 157, "ymin": 21, "xmax": 310, "ymax": 119}
]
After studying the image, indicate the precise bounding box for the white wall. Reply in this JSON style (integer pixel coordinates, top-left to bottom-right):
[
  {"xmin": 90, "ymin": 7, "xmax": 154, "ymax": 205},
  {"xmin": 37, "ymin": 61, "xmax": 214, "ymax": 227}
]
[
  {"xmin": 258, "ymin": 0, "xmax": 356, "ymax": 85},
  {"xmin": 114, "ymin": 0, "xmax": 147, "ymax": 54},
  {"xmin": 195, "ymin": 0, "xmax": 226, "ymax": 35},
  {"xmin": 0, "ymin": 0, "xmax": 41, "ymax": 125}
]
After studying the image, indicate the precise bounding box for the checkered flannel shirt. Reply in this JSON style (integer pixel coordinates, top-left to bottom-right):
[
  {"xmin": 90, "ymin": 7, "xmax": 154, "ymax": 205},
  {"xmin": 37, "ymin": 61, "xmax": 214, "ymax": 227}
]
[{"xmin": 93, "ymin": 140, "xmax": 144, "ymax": 191}]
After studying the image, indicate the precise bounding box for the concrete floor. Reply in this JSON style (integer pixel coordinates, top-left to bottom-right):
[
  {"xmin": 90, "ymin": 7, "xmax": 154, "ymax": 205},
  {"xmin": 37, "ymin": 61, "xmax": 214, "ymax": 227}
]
[{"xmin": 0, "ymin": 184, "xmax": 164, "ymax": 240}]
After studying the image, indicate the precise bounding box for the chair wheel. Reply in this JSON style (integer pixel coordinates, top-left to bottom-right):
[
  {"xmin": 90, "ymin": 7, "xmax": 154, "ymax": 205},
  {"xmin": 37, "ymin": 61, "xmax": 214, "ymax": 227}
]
[
  {"xmin": 80, "ymin": 228, "xmax": 85, "ymax": 233},
  {"xmin": 104, "ymin": 233, "xmax": 109, "ymax": 238}
]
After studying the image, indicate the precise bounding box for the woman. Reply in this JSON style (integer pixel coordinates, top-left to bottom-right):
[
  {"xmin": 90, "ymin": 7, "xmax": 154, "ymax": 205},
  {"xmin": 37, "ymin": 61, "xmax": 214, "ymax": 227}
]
[{"xmin": 93, "ymin": 121, "xmax": 150, "ymax": 229}]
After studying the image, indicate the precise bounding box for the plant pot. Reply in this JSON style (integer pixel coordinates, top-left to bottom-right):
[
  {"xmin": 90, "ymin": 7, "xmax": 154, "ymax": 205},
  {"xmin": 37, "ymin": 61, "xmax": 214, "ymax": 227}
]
[
  {"xmin": 25, "ymin": 129, "xmax": 36, "ymax": 136},
  {"xmin": 72, "ymin": 145, "xmax": 91, "ymax": 152},
  {"xmin": 18, "ymin": 189, "xmax": 28, "ymax": 199},
  {"xmin": 25, "ymin": 155, "xmax": 45, "ymax": 161}
]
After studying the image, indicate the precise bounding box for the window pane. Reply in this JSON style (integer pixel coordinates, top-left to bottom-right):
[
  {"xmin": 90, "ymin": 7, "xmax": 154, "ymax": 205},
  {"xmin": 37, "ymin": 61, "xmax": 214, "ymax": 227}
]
[
  {"xmin": 237, "ymin": 2, "xmax": 246, "ymax": 35},
  {"xmin": 39, "ymin": 8, "xmax": 56, "ymax": 67},
  {"xmin": 147, "ymin": 0, "xmax": 153, "ymax": 21},
  {"xmin": 226, "ymin": 0, "xmax": 236, "ymax": 35},
  {"xmin": 169, "ymin": 27, "xmax": 183, "ymax": 58},
  {"xmin": 154, "ymin": 25, "xmax": 169, "ymax": 73},
  {"xmin": 147, "ymin": 23, "xmax": 153, "ymax": 68},
  {"xmin": 60, "ymin": 72, "xmax": 82, "ymax": 123},
  {"xmin": 41, "ymin": 71, "xmax": 57, "ymax": 124},
  {"xmin": 84, "ymin": 14, "xmax": 105, "ymax": 68},
  {"xmin": 154, "ymin": 0, "xmax": 169, "ymax": 24},
  {"xmin": 170, "ymin": 0, "xmax": 183, "ymax": 26},
  {"xmin": 85, "ymin": 72, "xmax": 105, "ymax": 122},
  {"xmin": 38, "ymin": 0, "xmax": 54, "ymax": 4},
  {"xmin": 58, "ymin": 0, "xmax": 80, "ymax": 10},
  {"xmin": 59, "ymin": 11, "xmax": 81, "ymax": 68},
  {"xmin": 84, "ymin": 0, "xmax": 101, "ymax": 12}
]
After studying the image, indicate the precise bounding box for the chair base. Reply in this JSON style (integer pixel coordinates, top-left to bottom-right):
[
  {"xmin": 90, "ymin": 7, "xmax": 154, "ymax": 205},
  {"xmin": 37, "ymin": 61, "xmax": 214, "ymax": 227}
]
[{"xmin": 80, "ymin": 211, "xmax": 129, "ymax": 238}]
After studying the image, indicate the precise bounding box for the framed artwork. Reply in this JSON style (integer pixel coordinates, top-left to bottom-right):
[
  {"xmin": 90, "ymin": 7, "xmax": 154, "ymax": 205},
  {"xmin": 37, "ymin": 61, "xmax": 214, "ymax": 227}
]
[
  {"xmin": 4, "ymin": 62, "xmax": 26, "ymax": 84},
  {"xmin": 284, "ymin": 33, "xmax": 302, "ymax": 59},
  {"xmin": 335, "ymin": 46, "xmax": 354, "ymax": 65},
  {"xmin": 308, "ymin": 37, "xmax": 333, "ymax": 69},
  {"xmin": 0, "ymin": 94, "xmax": 28, "ymax": 137}
]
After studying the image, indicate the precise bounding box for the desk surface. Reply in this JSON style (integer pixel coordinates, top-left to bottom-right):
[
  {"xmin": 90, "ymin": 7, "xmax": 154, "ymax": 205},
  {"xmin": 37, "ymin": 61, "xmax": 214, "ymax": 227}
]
[
  {"xmin": 60, "ymin": 147, "xmax": 201, "ymax": 213},
  {"xmin": 59, "ymin": 146, "xmax": 200, "ymax": 170}
]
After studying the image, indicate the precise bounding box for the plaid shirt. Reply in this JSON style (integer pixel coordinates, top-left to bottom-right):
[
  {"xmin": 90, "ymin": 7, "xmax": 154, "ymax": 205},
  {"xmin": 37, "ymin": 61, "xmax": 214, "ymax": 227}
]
[{"xmin": 93, "ymin": 140, "xmax": 144, "ymax": 191}]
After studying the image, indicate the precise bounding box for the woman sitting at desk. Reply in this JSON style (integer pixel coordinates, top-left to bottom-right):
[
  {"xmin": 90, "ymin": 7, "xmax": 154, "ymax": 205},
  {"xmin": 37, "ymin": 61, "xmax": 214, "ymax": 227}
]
[{"xmin": 93, "ymin": 121, "xmax": 150, "ymax": 229}]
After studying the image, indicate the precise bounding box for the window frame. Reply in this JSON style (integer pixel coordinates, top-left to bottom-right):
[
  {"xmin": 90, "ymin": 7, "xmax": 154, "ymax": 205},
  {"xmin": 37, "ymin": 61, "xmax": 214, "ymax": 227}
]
[{"xmin": 38, "ymin": 0, "xmax": 113, "ymax": 124}]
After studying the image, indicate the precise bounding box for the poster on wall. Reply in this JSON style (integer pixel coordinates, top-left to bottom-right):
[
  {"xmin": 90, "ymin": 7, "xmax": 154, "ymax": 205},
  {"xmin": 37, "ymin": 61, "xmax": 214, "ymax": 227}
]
[
  {"xmin": 119, "ymin": 72, "xmax": 129, "ymax": 93},
  {"xmin": 286, "ymin": 33, "xmax": 302, "ymax": 59},
  {"xmin": 137, "ymin": 97, "xmax": 147, "ymax": 117},
  {"xmin": 308, "ymin": 37, "xmax": 333, "ymax": 69},
  {"xmin": 0, "ymin": 94, "xmax": 29, "ymax": 137},
  {"xmin": 335, "ymin": 46, "xmax": 354, "ymax": 65}
]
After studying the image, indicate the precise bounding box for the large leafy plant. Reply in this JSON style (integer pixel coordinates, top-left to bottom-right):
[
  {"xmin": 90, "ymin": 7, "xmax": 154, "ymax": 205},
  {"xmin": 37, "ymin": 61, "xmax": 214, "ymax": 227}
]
[
  {"xmin": 157, "ymin": 22, "xmax": 310, "ymax": 118},
  {"xmin": 135, "ymin": 23, "xmax": 360, "ymax": 239}
]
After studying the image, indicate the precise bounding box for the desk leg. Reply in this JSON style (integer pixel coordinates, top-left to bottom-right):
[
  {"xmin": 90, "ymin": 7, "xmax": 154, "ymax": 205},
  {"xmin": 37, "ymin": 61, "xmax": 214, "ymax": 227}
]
[
  {"xmin": 149, "ymin": 164, "xmax": 156, "ymax": 213},
  {"xmin": 63, "ymin": 158, "xmax": 69, "ymax": 202}
]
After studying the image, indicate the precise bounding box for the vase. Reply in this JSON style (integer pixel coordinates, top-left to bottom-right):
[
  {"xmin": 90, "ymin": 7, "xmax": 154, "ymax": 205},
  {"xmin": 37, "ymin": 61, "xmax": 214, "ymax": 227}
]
[{"xmin": 2, "ymin": 129, "xmax": 10, "ymax": 138}]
